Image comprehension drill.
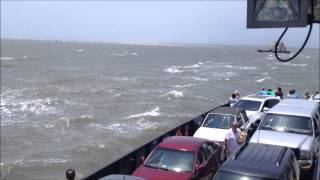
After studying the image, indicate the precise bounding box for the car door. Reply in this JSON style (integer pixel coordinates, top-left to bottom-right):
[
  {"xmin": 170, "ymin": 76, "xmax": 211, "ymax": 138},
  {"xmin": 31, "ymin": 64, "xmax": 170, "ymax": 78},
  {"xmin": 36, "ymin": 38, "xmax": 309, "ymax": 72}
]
[{"xmin": 192, "ymin": 145, "xmax": 207, "ymax": 180}]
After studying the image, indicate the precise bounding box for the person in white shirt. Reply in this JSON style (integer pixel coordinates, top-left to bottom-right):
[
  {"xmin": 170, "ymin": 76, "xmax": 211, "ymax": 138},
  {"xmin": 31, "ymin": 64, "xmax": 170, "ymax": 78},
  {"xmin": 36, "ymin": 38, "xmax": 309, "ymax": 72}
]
[{"xmin": 224, "ymin": 121, "xmax": 242, "ymax": 157}]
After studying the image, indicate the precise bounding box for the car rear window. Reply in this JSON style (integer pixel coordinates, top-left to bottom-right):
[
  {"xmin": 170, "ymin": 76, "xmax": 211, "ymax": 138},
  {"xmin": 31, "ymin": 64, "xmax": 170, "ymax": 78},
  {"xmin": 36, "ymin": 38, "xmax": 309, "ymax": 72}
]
[{"xmin": 233, "ymin": 100, "xmax": 261, "ymax": 111}]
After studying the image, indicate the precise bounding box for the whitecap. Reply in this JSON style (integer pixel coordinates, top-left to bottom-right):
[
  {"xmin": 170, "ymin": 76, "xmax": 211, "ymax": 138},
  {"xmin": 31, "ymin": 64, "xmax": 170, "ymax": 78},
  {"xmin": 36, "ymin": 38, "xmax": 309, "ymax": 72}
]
[
  {"xmin": 13, "ymin": 158, "xmax": 69, "ymax": 167},
  {"xmin": 0, "ymin": 57, "xmax": 15, "ymax": 61},
  {"xmin": 112, "ymin": 51, "xmax": 139, "ymax": 57},
  {"xmin": 304, "ymin": 56, "xmax": 311, "ymax": 59},
  {"xmin": 102, "ymin": 123, "xmax": 129, "ymax": 134},
  {"xmin": 43, "ymin": 124, "xmax": 55, "ymax": 129},
  {"xmin": 173, "ymin": 84, "xmax": 195, "ymax": 88},
  {"xmin": 255, "ymin": 77, "xmax": 271, "ymax": 82},
  {"xmin": 76, "ymin": 49, "xmax": 83, "ymax": 52},
  {"xmin": 224, "ymin": 65, "xmax": 257, "ymax": 70},
  {"xmin": 164, "ymin": 67, "xmax": 183, "ymax": 73},
  {"xmin": 135, "ymin": 118, "xmax": 159, "ymax": 130},
  {"xmin": 275, "ymin": 62, "xmax": 307, "ymax": 67},
  {"xmin": 192, "ymin": 77, "xmax": 209, "ymax": 81},
  {"xmin": 126, "ymin": 107, "xmax": 160, "ymax": 119},
  {"xmin": 270, "ymin": 67, "xmax": 279, "ymax": 70},
  {"xmin": 265, "ymin": 56, "xmax": 274, "ymax": 60},
  {"xmin": 183, "ymin": 64, "xmax": 200, "ymax": 69},
  {"xmin": 161, "ymin": 90, "xmax": 184, "ymax": 98}
]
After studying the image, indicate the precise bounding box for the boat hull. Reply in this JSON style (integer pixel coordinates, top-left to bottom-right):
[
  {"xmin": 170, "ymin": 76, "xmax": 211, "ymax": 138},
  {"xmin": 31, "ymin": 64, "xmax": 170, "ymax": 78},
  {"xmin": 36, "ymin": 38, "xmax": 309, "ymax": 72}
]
[{"xmin": 83, "ymin": 104, "xmax": 229, "ymax": 180}]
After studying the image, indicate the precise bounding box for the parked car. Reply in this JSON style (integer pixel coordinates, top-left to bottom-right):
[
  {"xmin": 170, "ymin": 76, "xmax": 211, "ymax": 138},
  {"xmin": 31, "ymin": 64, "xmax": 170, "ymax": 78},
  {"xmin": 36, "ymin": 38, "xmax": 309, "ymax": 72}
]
[
  {"xmin": 232, "ymin": 94, "xmax": 280, "ymax": 123},
  {"xmin": 250, "ymin": 99, "xmax": 320, "ymax": 172},
  {"xmin": 99, "ymin": 175, "xmax": 146, "ymax": 180},
  {"xmin": 193, "ymin": 106, "xmax": 251, "ymax": 144},
  {"xmin": 310, "ymin": 92, "xmax": 320, "ymax": 102},
  {"xmin": 132, "ymin": 136, "xmax": 222, "ymax": 180},
  {"xmin": 213, "ymin": 143, "xmax": 300, "ymax": 180}
]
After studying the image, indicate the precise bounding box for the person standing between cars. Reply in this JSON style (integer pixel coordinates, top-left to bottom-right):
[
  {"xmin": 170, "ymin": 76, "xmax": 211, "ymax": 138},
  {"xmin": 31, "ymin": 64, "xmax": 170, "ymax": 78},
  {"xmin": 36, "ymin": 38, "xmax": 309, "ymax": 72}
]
[
  {"xmin": 258, "ymin": 87, "xmax": 268, "ymax": 95},
  {"xmin": 234, "ymin": 90, "xmax": 241, "ymax": 100},
  {"xmin": 275, "ymin": 87, "xmax": 283, "ymax": 99},
  {"xmin": 286, "ymin": 89, "xmax": 298, "ymax": 99},
  {"xmin": 267, "ymin": 88, "xmax": 275, "ymax": 96},
  {"xmin": 224, "ymin": 121, "xmax": 242, "ymax": 157},
  {"xmin": 229, "ymin": 93, "xmax": 238, "ymax": 106},
  {"xmin": 304, "ymin": 91, "xmax": 311, "ymax": 100}
]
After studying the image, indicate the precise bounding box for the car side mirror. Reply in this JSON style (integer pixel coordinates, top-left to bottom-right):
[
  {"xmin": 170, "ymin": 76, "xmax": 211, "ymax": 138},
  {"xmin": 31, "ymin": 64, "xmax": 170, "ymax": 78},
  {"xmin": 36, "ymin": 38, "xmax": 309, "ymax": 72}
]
[
  {"xmin": 196, "ymin": 163, "xmax": 205, "ymax": 173},
  {"xmin": 263, "ymin": 107, "xmax": 269, "ymax": 112}
]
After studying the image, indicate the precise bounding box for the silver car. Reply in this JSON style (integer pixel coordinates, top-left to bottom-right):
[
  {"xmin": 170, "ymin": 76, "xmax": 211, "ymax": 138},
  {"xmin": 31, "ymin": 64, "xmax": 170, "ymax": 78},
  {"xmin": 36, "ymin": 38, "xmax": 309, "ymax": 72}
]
[{"xmin": 250, "ymin": 99, "xmax": 320, "ymax": 172}]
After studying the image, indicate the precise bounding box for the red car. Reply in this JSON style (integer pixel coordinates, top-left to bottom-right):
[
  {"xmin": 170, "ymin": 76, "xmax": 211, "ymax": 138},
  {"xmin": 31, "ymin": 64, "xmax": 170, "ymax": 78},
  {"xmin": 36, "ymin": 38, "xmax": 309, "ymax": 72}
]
[{"xmin": 132, "ymin": 136, "xmax": 222, "ymax": 180}]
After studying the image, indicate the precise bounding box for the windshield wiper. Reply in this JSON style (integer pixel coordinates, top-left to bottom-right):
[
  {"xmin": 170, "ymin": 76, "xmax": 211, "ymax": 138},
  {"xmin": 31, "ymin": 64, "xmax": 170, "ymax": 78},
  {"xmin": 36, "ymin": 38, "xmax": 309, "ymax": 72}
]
[
  {"xmin": 144, "ymin": 164, "xmax": 170, "ymax": 171},
  {"xmin": 283, "ymin": 129, "xmax": 310, "ymax": 135},
  {"xmin": 260, "ymin": 126, "xmax": 278, "ymax": 131}
]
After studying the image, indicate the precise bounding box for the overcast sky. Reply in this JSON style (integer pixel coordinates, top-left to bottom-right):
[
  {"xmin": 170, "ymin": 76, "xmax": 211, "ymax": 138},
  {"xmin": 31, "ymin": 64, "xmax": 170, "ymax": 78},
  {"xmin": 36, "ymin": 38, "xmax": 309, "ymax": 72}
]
[{"xmin": 1, "ymin": 1, "xmax": 319, "ymax": 47}]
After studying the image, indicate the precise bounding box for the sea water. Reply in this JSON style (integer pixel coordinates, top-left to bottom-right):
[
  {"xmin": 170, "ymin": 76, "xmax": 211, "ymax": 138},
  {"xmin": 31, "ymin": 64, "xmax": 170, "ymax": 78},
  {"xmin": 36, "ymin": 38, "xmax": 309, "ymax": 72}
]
[{"xmin": 1, "ymin": 39, "xmax": 319, "ymax": 179}]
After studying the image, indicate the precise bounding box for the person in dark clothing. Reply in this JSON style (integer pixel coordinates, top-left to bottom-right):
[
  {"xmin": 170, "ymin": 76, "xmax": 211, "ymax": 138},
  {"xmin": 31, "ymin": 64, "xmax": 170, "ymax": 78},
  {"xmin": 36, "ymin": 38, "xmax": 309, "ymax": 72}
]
[
  {"xmin": 275, "ymin": 87, "xmax": 283, "ymax": 99},
  {"xmin": 66, "ymin": 169, "xmax": 75, "ymax": 180}
]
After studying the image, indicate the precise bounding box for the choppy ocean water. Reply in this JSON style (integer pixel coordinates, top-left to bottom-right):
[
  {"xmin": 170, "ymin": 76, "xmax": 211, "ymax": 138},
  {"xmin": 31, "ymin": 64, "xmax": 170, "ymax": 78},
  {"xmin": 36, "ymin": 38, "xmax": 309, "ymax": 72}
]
[{"xmin": 0, "ymin": 39, "xmax": 319, "ymax": 180}]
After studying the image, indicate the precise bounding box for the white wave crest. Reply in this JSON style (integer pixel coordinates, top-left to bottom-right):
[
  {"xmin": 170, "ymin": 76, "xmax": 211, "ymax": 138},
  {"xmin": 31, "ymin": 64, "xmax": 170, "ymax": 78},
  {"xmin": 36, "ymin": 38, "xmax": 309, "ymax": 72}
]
[
  {"xmin": 0, "ymin": 95, "xmax": 62, "ymax": 120},
  {"xmin": 161, "ymin": 90, "xmax": 184, "ymax": 98},
  {"xmin": 224, "ymin": 65, "xmax": 257, "ymax": 70},
  {"xmin": 12, "ymin": 158, "xmax": 69, "ymax": 167},
  {"xmin": 192, "ymin": 77, "xmax": 209, "ymax": 81},
  {"xmin": 164, "ymin": 67, "xmax": 183, "ymax": 73},
  {"xmin": 112, "ymin": 51, "xmax": 139, "ymax": 57},
  {"xmin": 255, "ymin": 77, "xmax": 271, "ymax": 82},
  {"xmin": 126, "ymin": 107, "xmax": 160, "ymax": 119},
  {"xmin": 1, "ymin": 57, "xmax": 15, "ymax": 60},
  {"xmin": 76, "ymin": 49, "xmax": 83, "ymax": 52},
  {"xmin": 173, "ymin": 84, "xmax": 195, "ymax": 88},
  {"xmin": 275, "ymin": 62, "xmax": 307, "ymax": 67}
]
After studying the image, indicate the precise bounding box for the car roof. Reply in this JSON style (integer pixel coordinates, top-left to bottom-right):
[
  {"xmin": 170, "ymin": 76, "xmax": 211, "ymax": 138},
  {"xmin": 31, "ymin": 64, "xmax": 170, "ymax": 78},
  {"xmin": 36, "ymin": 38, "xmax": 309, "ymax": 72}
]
[
  {"xmin": 220, "ymin": 143, "xmax": 293, "ymax": 179},
  {"xmin": 158, "ymin": 136, "xmax": 207, "ymax": 151},
  {"xmin": 208, "ymin": 106, "xmax": 245, "ymax": 115},
  {"xmin": 268, "ymin": 99, "xmax": 319, "ymax": 117},
  {"xmin": 240, "ymin": 94, "xmax": 278, "ymax": 101}
]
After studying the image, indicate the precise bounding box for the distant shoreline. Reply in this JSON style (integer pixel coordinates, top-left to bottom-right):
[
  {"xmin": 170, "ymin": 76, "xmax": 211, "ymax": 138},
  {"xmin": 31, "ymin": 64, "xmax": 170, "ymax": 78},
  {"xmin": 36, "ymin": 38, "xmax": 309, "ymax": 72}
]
[{"xmin": 1, "ymin": 38, "xmax": 318, "ymax": 50}]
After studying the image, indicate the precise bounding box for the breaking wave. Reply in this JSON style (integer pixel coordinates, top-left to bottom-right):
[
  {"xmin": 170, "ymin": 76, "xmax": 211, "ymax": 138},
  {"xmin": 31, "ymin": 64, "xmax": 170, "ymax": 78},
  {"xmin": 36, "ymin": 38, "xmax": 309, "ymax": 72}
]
[
  {"xmin": 173, "ymin": 84, "xmax": 195, "ymax": 88},
  {"xmin": 1, "ymin": 57, "xmax": 15, "ymax": 61},
  {"xmin": 112, "ymin": 51, "xmax": 139, "ymax": 57},
  {"xmin": 191, "ymin": 77, "xmax": 209, "ymax": 81},
  {"xmin": 224, "ymin": 65, "xmax": 257, "ymax": 70},
  {"xmin": 126, "ymin": 107, "xmax": 160, "ymax": 119},
  {"xmin": 161, "ymin": 90, "xmax": 184, "ymax": 98},
  {"xmin": 164, "ymin": 67, "xmax": 183, "ymax": 73},
  {"xmin": 255, "ymin": 77, "xmax": 271, "ymax": 82},
  {"xmin": 164, "ymin": 62, "xmax": 205, "ymax": 74}
]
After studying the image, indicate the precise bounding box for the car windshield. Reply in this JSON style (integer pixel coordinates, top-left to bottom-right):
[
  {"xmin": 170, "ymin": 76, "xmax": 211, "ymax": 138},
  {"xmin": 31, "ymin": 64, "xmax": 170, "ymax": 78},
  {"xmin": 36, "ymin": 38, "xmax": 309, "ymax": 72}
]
[
  {"xmin": 203, "ymin": 114, "xmax": 235, "ymax": 129},
  {"xmin": 214, "ymin": 171, "xmax": 274, "ymax": 180},
  {"xmin": 232, "ymin": 100, "xmax": 261, "ymax": 111},
  {"xmin": 145, "ymin": 148, "xmax": 195, "ymax": 172},
  {"xmin": 259, "ymin": 114, "xmax": 312, "ymax": 135}
]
